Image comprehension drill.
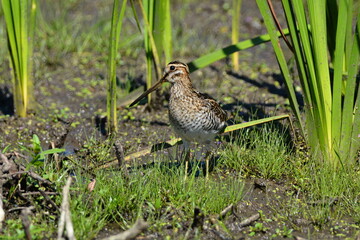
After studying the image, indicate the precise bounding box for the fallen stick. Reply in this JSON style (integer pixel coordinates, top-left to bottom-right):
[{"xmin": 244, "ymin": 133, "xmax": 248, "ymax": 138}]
[
  {"xmin": 19, "ymin": 166, "xmax": 53, "ymax": 186},
  {"xmin": 1, "ymin": 171, "xmax": 29, "ymax": 179},
  {"xmin": 0, "ymin": 192, "xmax": 4, "ymax": 231},
  {"xmin": 294, "ymin": 236, "xmax": 308, "ymax": 240},
  {"xmin": 100, "ymin": 218, "xmax": 149, "ymax": 240},
  {"xmin": 21, "ymin": 207, "xmax": 34, "ymax": 240},
  {"xmin": 38, "ymin": 189, "xmax": 60, "ymax": 212},
  {"xmin": 96, "ymin": 138, "xmax": 181, "ymax": 169},
  {"xmin": 219, "ymin": 204, "xmax": 233, "ymax": 220},
  {"xmin": 238, "ymin": 213, "xmax": 260, "ymax": 228},
  {"xmin": 113, "ymin": 140, "xmax": 129, "ymax": 176},
  {"xmin": 22, "ymin": 191, "xmax": 58, "ymax": 196},
  {"xmin": 57, "ymin": 177, "xmax": 75, "ymax": 240},
  {"xmin": 209, "ymin": 228, "xmax": 232, "ymax": 240}
]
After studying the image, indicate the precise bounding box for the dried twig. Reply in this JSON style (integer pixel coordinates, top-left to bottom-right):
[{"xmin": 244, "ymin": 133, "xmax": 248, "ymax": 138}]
[
  {"xmin": 57, "ymin": 177, "xmax": 75, "ymax": 240},
  {"xmin": 19, "ymin": 166, "xmax": 53, "ymax": 186},
  {"xmin": 294, "ymin": 236, "xmax": 308, "ymax": 240},
  {"xmin": 1, "ymin": 171, "xmax": 29, "ymax": 179},
  {"xmin": 21, "ymin": 206, "xmax": 34, "ymax": 240},
  {"xmin": 38, "ymin": 189, "xmax": 60, "ymax": 212},
  {"xmin": 238, "ymin": 213, "xmax": 260, "ymax": 228},
  {"xmin": 0, "ymin": 188, "xmax": 4, "ymax": 231},
  {"xmin": 114, "ymin": 140, "xmax": 129, "ymax": 176},
  {"xmin": 22, "ymin": 191, "xmax": 58, "ymax": 196},
  {"xmin": 209, "ymin": 228, "xmax": 232, "ymax": 240},
  {"xmin": 101, "ymin": 218, "xmax": 149, "ymax": 240},
  {"xmin": 8, "ymin": 207, "xmax": 33, "ymax": 212},
  {"xmin": 219, "ymin": 204, "xmax": 233, "ymax": 220},
  {"xmin": 266, "ymin": 0, "xmax": 294, "ymax": 52}
]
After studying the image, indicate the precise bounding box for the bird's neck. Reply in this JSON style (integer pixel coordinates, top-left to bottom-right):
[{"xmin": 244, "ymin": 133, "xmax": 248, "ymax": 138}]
[{"xmin": 169, "ymin": 77, "xmax": 194, "ymax": 99}]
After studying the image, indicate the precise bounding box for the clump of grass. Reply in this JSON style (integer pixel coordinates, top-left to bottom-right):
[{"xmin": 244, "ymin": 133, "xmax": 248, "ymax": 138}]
[
  {"xmin": 67, "ymin": 163, "xmax": 243, "ymax": 238},
  {"xmin": 290, "ymin": 157, "xmax": 360, "ymax": 226},
  {"xmin": 222, "ymin": 123, "xmax": 360, "ymax": 229},
  {"xmin": 220, "ymin": 123, "xmax": 292, "ymax": 179}
]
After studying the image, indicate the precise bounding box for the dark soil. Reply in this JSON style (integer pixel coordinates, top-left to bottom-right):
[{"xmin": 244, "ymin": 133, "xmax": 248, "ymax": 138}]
[{"xmin": 0, "ymin": 0, "xmax": 358, "ymax": 239}]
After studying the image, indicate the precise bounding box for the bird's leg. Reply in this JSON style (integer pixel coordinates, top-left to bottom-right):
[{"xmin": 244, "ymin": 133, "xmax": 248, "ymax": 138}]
[
  {"xmin": 183, "ymin": 140, "xmax": 190, "ymax": 180},
  {"xmin": 202, "ymin": 140, "xmax": 222, "ymax": 179},
  {"xmin": 204, "ymin": 150, "xmax": 211, "ymax": 179}
]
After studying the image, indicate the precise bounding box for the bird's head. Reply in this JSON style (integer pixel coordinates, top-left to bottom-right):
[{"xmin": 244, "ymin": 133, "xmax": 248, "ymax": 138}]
[{"xmin": 129, "ymin": 61, "xmax": 190, "ymax": 107}]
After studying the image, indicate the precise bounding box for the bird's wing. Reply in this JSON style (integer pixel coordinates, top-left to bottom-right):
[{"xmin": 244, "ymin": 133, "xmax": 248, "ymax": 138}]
[{"xmin": 193, "ymin": 90, "xmax": 228, "ymax": 122}]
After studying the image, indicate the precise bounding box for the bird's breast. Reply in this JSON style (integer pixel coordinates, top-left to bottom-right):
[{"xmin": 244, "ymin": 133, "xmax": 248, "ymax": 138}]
[{"xmin": 168, "ymin": 94, "xmax": 226, "ymax": 143}]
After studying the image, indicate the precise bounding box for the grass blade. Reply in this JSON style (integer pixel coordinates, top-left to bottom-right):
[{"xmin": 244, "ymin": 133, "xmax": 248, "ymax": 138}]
[
  {"xmin": 331, "ymin": 0, "xmax": 349, "ymax": 155},
  {"xmin": 153, "ymin": 0, "xmax": 172, "ymax": 63},
  {"xmin": 341, "ymin": 16, "xmax": 360, "ymax": 162},
  {"xmin": 256, "ymin": 0, "xmax": 304, "ymax": 134},
  {"xmin": 308, "ymin": 0, "xmax": 332, "ymax": 156},
  {"xmin": 138, "ymin": 0, "xmax": 162, "ymax": 103},
  {"xmin": 187, "ymin": 29, "xmax": 289, "ymax": 73},
  {"xmin": 231, "ymin": 0, "xmax": 242, "ymax": 71},
  {"xmin": 2, "ymin": 0, "xmax": 36, "ymax": 117},
  {"xmin": 281, "ymin": 1, "xmax": 312, "ymax": 116},
  {"xmin": 107, "ymin": 0, "xmax": 127, "ymax": 133},
  {"xmin": 223, "ymin": 115, "xmax": 290, "ymax": 133}
]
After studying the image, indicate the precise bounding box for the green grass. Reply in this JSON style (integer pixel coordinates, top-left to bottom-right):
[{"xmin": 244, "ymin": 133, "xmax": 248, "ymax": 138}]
[
  {"xmin": 220, "ymin": 121, "xmax": 360, "ymax": 230},
  {"xmin": 220, "ymin": 124, "xmax": 291, "ymax": 179},
  {"xmin": 2, "ymin": 121, "xmax": 360, "ymax": 238},
  {"xmin": 56, "ymin": 161, "xmax": 244, "ymax": 239}
]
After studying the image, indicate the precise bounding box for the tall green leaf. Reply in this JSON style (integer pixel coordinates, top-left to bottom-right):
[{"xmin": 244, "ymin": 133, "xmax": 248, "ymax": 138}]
[
  {"xmin": 153, "ymin": 0, "xmax": 172, "ymax": 63},
  {"xmin": 107, "ymin": 0, "xmax": 127, "ymax": 133},
  {"xmin": 256, "ymin": 0, "xmax": 304, "ymax": 134},
  {"xmin": 2, "ymin": 0, "xmax": 36, "ymax": 117},
  {"xmin": 131, "ymin": 0, "xmax": 172, "ymax": 105},
  {"xmin": 257, "ymin": 0, "xmax": 360, "ymax": 167},
  {"xmin": 187, "ymin": 29, "xmax": 290, "ymax": 72},
  {"xmin": 231, "ymin": 0, "xmax": 242, "ymax": 71}
]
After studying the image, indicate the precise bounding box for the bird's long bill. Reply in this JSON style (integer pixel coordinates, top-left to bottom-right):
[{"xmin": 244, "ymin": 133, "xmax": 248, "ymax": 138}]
[{"xmin": 129, "ymin": 78, "xmax": 166, "ymax": 107}]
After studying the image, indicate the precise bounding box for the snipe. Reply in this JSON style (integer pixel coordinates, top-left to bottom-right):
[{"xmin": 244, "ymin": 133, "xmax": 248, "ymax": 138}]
[{"xmin": 130, "ymin": 61, "xmax": 228, "ymax": 176}]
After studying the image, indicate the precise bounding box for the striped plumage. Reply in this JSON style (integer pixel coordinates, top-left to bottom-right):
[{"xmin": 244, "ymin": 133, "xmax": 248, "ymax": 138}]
[{"xmin": 130, "ymin": 61, "xmax": 228, "ymax": 148}]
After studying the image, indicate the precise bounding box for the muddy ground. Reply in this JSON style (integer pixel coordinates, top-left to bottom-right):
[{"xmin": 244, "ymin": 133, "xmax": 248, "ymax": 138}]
[{"xmin": 1, "ymin": 0, "xmax": 358, "ymax": 239}]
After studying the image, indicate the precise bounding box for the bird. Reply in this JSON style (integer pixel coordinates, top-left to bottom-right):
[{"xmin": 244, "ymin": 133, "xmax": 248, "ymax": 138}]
[{"xmin": 130, "ymin": 61, "xmax": 228, "ymax": 176}]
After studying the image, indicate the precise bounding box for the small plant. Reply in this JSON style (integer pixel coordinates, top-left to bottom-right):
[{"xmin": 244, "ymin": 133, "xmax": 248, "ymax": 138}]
[
  {"xmin": 273, "ymin": 225, "xmax": 294, "ymax": 238},
  {"xmin": 20, "ymin": 134, "xmax": 65, "ymax": 166},
  {"xmin": 3, "ymin": 216, "xmax": 53, "ymax": 239},
  {"xmin": 249, "ymin": 222, "xmax": 268, "ymax": 236}
]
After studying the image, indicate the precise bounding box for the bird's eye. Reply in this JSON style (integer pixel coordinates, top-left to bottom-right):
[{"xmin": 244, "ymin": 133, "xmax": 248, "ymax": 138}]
[{"xmin": 170, "ymin": 66, "xmax": 175, "ymax": 71}]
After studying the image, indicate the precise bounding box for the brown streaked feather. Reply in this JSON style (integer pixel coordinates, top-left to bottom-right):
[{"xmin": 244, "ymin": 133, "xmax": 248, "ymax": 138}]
[{"xmin": 193, "ymin": 90, "xmax": 228, "ymax": 122}]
